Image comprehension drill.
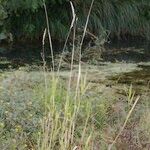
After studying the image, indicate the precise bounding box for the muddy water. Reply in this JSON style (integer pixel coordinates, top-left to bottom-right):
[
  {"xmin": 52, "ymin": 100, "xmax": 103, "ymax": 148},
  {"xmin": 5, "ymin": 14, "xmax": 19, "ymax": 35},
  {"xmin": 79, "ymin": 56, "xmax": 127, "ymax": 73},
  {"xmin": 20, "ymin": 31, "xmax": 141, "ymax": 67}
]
[
  {"xmin": 110, "ymin": 64, "xmax": 150, "ymax": 85},
  {"xmin": 102, "ymin": 40, "xmax": 150, "ymax": 97},
  {"xmin": 0, "ymin": 41, "xmax": 150, "ymax": 93}
]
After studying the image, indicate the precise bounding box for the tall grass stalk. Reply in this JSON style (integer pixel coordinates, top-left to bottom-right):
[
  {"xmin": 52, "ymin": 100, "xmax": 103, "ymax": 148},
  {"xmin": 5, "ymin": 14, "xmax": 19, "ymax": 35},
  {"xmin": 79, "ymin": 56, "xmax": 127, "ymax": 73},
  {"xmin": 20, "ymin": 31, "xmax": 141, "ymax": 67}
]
[
  {"xmin": 43, "ymin": 0, "xmax": 54, "ymax": 71},
  {"xmin": 57, "ymin": 1, "xmax": 76, "ymax": 73},
  {"xmin": 38, "ymin": 0, "xmax": 95, "ymax": 149},
  {"xmin": 75, "ymin": 0, "xmax": 95, "ymax": 99},
  {"xmin": 108, "ymin": 95, "xmax": 140, "ymax": 150},
  {"xmin": 41, "ymin": 28, "xmax": 48, "ymax": 101},
  {"xmin": 65, "ymin": 1, "xmax": 76, "ymax": 93},
  {"xmin": 37, "ymin": 76, "xmax": 93, "ymax": 149}
]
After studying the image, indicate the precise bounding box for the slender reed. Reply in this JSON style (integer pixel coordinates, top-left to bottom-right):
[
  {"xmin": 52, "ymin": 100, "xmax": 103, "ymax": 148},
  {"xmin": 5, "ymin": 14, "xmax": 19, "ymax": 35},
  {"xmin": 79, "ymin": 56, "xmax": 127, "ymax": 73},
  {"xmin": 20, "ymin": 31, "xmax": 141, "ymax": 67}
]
[
  {"xmin": 75, "ymin": 0, "xmax": 95, "ymax": 99},
  {"xmin": 57, "ymin": 1, "xmax": 76, "ymax": 73},
  {"xmin": 108, "ymin": 96, "xmax": 140, "ymax": 150},
  {"xmin": 43, "ymin": 0, "xmax": 55, "ymax": 71},
  {"xmin": 38, "ymin": 0, "xmax": 95, "ymax": 149}
]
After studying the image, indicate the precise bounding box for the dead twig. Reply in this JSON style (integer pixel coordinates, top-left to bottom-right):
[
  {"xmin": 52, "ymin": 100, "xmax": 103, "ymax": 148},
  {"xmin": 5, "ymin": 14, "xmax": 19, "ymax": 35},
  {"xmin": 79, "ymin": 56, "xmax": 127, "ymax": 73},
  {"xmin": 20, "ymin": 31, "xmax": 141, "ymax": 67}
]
[{"xmin": 108, "ymin": 96, "xmax": 140, "ymax": 150}]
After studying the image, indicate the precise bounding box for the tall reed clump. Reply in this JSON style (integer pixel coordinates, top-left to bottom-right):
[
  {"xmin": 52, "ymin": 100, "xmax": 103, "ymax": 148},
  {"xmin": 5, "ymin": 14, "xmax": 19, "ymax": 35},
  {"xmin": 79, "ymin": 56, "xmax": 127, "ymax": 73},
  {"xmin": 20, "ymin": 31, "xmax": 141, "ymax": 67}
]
[
  {"xmin": 37, "ymin": 0, "xmax": 97, "ymax": 149},
  {"xmin": 37, "ymin": 75, "xmax": 95, "ymax": 150},
  {"xmin": 37, "ymin": 0, "xmax": 141, "ymax": 149}
]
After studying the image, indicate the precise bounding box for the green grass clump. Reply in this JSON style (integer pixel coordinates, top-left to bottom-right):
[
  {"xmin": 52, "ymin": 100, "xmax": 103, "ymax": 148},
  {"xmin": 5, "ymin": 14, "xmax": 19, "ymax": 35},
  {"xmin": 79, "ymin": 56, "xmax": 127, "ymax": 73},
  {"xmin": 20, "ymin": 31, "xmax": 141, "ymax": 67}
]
[
  {"xmin": 0, "ymin": 71, "xmax": 111, "ymax": 149},
  {"xmin": 36, "ymin": 73, "xmax": 111, "ymax": 150}
]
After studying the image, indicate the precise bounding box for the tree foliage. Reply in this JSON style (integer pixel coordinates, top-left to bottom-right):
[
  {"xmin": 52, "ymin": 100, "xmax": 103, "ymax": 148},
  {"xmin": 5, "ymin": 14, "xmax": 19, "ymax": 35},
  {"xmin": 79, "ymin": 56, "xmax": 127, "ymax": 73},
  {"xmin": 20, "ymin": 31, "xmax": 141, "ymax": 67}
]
[{"xmin": 0, "ymin": 0, "xmax": 149, "ymax": 41}]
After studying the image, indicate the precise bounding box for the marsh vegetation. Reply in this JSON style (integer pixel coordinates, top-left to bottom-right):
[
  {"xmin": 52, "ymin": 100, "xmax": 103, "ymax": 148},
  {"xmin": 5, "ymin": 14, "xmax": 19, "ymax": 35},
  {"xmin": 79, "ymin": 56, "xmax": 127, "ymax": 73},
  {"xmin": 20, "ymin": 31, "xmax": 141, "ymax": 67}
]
[{"xmin": 0, "ymin": 0, "xmax": 150, "ymax": 150}]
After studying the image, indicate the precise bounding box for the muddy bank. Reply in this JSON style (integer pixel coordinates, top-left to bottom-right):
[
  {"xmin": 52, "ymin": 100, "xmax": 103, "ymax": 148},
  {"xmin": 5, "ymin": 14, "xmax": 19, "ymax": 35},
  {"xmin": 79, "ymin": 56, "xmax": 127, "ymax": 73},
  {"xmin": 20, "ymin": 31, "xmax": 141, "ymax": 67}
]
[{"xmin": 0, "ymin": 39, "xmax": 149, "ymax": 96}]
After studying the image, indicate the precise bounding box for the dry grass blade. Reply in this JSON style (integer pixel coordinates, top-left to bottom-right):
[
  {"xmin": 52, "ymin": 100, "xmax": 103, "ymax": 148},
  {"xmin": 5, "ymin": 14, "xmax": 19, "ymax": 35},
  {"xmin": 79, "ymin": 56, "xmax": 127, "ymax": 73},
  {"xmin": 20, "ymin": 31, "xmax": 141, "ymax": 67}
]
[
  {"xmin": 75, "ymin": 0, "xmax": 95, "ymax": 98},
  {"xmin": 41, "ymin": 28, "xmax": 48, "ymax": 99},
  {"xmin": 43, "ymin": 0, "xmax": 54, "ymax": 71},
  {"xmin": 70, "ymin": 1, "xmax": 76, "ymax": 29},
  {"xmin": 79, "ymin": 0, "xmax": 95, "ymax": 60},
  {"xmin": 108, "ymin": 95, "xmax": 140, "ymax": 150},
  {"xmin": 57, "ymin": 1, "xmax": 76, "ymax": 73}
]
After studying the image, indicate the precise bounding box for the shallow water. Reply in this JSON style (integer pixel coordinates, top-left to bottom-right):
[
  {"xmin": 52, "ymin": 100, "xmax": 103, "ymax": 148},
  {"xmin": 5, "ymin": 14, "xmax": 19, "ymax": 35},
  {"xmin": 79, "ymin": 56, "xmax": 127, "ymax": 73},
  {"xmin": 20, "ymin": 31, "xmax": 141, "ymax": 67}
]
[
  {"xmin": 109, "ymin": 63, "xmax": 149, "ymax": 82},
  {"xmin": 104, "ymin": 39, "xmax": 150, "ymax": 62},
  {"xmin": 0, "ymin": 40, "xmax": 150, "ymax": 89}
]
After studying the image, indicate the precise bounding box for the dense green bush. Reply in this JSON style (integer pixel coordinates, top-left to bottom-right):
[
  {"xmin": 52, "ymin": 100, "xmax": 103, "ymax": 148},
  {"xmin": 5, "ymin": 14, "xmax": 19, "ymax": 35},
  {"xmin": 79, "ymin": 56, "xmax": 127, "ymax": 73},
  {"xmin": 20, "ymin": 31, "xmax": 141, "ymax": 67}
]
[{"xmin": 0, "ymin": 0, "xmax": 149, "ymax": 41}]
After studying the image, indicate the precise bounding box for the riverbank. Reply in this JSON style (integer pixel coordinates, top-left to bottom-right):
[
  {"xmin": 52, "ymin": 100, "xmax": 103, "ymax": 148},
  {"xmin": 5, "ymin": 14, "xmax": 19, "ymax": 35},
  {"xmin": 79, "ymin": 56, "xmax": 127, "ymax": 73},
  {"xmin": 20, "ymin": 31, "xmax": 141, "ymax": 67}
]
[{"xmin": 0, "ymin": 43, "xmax": 149, "ymax": 149}]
